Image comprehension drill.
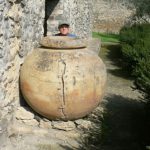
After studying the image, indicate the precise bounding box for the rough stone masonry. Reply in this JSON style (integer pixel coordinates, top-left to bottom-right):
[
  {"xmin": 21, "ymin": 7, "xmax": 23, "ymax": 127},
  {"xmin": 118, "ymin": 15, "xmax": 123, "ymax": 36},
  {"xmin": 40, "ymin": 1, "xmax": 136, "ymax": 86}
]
[
  {"xmin": 92, "ymin": 0, "xmax": 135, "ymax": 33},
  {"xmin": 0, "ymin": 0, "xmax": 94, "ymax": 149},
  {"xmin": 0, "ymin": 0, "xmax": 93, "ymax": 118},
  {"xmin": 0, "ymin": 0, "xmax": 45, "ymax": 118},
  {"xmin": 46, "ymin": 0, "xmax": 93, "ymax": 38}
]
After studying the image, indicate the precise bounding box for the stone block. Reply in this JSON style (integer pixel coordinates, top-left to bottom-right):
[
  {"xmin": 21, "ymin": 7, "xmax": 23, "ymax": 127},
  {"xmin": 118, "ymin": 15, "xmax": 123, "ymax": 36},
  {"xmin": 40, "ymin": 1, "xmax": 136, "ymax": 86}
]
[
  {"xmin": 14, "ymin": 107, "xmax": 34, "ymax": 120},
  {"xmin": 22, "ymin": 119, "xmax": 39, "ymax": 126},
  {"xmin": 39, "ymin": 120, "xmax": 52, "ymax": 129},
  {"xmin": 54, "ymin": 14, "xmax": 64, "ymax": 20},
  {"xmin": 47, "ymin": 20, "xmax": 59, "ymax": 26},
  {"xmin": 7, "ymin": 123, "xmax": 33, "ymax": 136},
  {"xmin": 53, "ymin": 9, "xmax": 63, "ymax": 15},
  {"xmin": 86, "ymin": 37, "xmax": 101, "ymax": 55},
  {"xmin": 0, "ymin": 48, "xmax": 4, "ymax": 58},
  {"xmin": 0, "ymin": 90, "xmax": 5, "ymax": 101},
  {"xmin": 0, "ymin": 0, "xmax": 4, "ymax": 4},
  {"xmin": 75, "ymin": 119, "xmax": 92, "ymax": 130},
  {"xmin": 52, "ymin": 121, "xmax": 76, "ymax": 131}
]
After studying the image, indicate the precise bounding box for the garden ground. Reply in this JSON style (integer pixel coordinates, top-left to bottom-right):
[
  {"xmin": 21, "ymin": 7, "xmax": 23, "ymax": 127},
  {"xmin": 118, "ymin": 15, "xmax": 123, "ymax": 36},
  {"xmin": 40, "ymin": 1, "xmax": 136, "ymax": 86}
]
[{"xmin": 81, "ymin": 43, "xmax": 147, "ymax": 150}]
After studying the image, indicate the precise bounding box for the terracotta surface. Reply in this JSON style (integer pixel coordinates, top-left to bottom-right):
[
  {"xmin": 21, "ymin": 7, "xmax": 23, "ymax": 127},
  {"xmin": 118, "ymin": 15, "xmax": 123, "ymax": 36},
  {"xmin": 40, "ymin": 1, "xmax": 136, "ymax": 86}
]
[
  {"xmin": 20, "ymin": 37, "xmax": 107, "ymax": 120},
  {"xmin": 40, "ymin": 36, "xmax": 86, "ymax": 49}
]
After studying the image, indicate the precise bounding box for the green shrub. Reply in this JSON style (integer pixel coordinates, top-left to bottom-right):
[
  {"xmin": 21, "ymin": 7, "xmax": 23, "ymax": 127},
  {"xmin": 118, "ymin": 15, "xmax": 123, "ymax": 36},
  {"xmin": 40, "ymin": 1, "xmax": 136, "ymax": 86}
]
[{"xmin": 119, "ymin": 23, "xmax": 150, "ymax": 99}]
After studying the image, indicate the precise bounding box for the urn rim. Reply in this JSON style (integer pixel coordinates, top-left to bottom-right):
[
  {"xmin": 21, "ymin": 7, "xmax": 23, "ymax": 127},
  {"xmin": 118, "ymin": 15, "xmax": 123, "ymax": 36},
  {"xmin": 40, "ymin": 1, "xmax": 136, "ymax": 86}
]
[{"xmin": 40, "ymin": 36, "xmax": 86, "ymax": 49}]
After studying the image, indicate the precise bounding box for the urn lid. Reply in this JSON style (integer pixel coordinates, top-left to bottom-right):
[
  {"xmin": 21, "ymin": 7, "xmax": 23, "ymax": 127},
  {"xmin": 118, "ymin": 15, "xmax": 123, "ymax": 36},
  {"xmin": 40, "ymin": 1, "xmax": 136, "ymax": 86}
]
[{"xmin": 40, "ymin": 36, "xmax": 86, "ymax": 49}]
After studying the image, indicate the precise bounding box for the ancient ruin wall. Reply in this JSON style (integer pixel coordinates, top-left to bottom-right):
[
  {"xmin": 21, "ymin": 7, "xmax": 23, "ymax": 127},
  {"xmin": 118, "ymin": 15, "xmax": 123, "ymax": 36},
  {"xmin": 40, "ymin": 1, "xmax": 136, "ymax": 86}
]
[
  {"xmin": 92, "ymin": 0, "xmax": 135, "ymax": 33},
  {"xmin": 0, "ymin": 1, "xmax": 94, "ymax": 147},
  {"xmin": 0, "ymin": 0, "xmax": 45, "ymax": 118},
  {"xmin": 46, "ymin": 0, "xmax": 93, "ymax": 38},
  {"xmin": 0, "ymin": 0, "xmax": 94, "ymax": 126}
]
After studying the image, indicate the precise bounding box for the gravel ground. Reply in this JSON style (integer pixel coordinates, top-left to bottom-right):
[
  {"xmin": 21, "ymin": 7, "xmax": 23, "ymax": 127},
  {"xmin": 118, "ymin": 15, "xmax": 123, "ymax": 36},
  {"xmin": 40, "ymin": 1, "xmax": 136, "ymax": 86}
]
[
  {"xmin": 79, "ymin": 44, "xmax": 147, "ymax": 150},
  {"xmin": 87, "ymin": 44, "xmax": 146, "ymax": 150}
]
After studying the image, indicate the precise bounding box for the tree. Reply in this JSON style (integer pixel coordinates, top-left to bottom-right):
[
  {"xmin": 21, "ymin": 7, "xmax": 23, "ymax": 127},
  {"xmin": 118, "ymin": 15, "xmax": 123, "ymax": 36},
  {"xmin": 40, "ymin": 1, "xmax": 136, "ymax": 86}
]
[{"xmin": 131, "ymin": 0, "xmax": 150, "ymax": 22}]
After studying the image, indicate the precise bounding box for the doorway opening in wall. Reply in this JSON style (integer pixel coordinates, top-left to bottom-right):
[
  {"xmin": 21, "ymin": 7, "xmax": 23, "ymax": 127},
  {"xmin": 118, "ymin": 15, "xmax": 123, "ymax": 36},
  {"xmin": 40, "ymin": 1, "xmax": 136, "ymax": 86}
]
[{"xmin": 44, "ymin": 0, "xmax": 59, "ymax": 36}]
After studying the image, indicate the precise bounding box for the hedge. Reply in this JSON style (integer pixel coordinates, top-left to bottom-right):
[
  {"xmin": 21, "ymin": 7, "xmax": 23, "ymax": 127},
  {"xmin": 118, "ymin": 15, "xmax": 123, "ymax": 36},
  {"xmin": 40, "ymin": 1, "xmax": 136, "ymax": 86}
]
[{"xmin": 119, "ymin": 23, "xmax": 150, "ymax": 100}]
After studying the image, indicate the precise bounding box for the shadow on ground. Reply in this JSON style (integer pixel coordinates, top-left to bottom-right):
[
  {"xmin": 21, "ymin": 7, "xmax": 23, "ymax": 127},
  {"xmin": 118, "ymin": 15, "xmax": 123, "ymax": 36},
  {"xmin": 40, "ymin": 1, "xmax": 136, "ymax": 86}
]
[
  {"xmin": 100, "ymin": 44, "xmax": 122, "ymax": 65},
  {"xmin": 58, "ymin": 94, "xmax": 147, "ymax": 150},
  {"xmin": 78, "ymin": 94, "xmax": 146, "ymax": 150},
  {"xmin": 100, "ymin": 44, "xmax": 133, "ymax": 80}
]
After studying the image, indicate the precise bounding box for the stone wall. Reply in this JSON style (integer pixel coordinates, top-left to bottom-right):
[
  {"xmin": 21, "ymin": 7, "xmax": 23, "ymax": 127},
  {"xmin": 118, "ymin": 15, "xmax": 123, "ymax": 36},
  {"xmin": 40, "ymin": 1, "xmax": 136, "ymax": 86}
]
[
  {"xmin": 46, "ymin": 0, "xmax": 93, "ymax": 38},
  {"xmin": 0, "ymin": 1, "xmax": 94, "ymax": 146},
  {"xmin": 0, "ymin": 0, "xmax": 45, "ymax": 122},
  {"xmin": 0, "ymin": 0, "xmax": 94, "ymax": 117},
  {"xmin": 92, "ymin": 0, "xmax": 136, "ymax": 33},
  {"xmin": 0, "ymin": 0, "xmax": 96, "ymax": 148}
]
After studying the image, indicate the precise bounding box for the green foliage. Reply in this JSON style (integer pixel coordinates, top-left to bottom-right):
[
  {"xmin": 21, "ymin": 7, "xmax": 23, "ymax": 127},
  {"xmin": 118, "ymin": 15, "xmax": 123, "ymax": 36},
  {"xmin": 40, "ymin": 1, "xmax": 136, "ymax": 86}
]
[
  {"xmin": 119, "ymin": 23, "xmax": 150, "ymax": 99},
  {"xmin": 92, "ymin": 32, "xmax": 120, "ymax": 43},
  {"xmin": 132, "ymin": 0, "xmax": 150, "ymax": 18}
]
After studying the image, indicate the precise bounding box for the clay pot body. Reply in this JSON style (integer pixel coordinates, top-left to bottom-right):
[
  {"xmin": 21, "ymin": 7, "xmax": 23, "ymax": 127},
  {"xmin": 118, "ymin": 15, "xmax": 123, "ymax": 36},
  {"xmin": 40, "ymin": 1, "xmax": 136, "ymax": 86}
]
[{"xmin": 20, "ymin": 37, "xmax": 107, "ymax": 120}]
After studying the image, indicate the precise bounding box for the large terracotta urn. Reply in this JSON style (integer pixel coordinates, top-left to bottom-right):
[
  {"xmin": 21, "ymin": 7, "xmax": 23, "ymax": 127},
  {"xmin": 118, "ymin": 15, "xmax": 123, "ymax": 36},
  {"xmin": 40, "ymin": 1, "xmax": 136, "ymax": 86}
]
[{"xmin": 20, "ymin": 36, "xmax": 107, "ymax": 120}]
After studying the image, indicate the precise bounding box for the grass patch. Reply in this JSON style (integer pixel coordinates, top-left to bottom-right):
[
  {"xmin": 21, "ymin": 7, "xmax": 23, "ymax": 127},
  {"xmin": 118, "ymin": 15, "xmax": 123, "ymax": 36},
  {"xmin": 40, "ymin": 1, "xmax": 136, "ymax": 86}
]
[{"xmin": 92, "ymin": 32, "xmax": 120, "ymax": 43}]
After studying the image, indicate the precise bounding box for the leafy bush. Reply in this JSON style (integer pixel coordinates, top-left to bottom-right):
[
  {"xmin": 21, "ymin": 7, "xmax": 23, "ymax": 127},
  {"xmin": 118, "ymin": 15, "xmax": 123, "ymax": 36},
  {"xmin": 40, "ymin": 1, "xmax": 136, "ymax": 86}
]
[
  {"xmin": 119, "ymin": 23, "xmax": 150, "ymax": 99},
  {"xmin": 132, "ymin": 0, "xmax": 150, "ymax": 19}
]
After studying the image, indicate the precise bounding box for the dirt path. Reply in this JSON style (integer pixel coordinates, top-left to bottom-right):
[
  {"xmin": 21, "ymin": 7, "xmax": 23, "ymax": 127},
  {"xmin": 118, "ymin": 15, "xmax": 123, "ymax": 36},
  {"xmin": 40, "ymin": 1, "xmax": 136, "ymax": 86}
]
[
  {"xmin": 80, "ymin": 44, "xmax": 146, "ymax": 150},
  {"xmin": 100, "ymin": 44, "xmax": 147, "ymax": 150}
]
